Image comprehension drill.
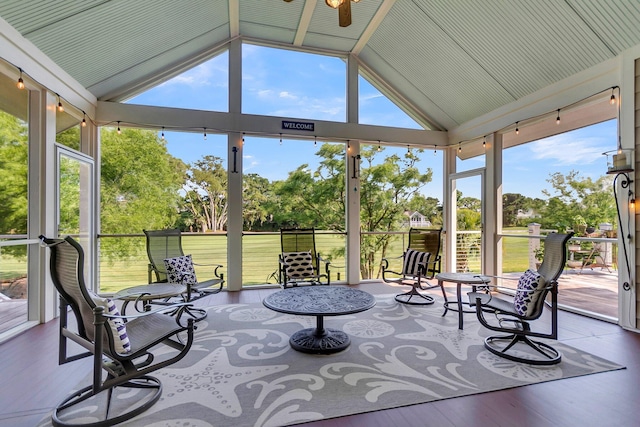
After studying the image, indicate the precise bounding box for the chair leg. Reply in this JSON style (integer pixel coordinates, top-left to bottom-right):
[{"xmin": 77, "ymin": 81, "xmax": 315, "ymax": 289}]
[
  {"xmin": 484, "ymin": 333, "xmax": 562, "ymax": 365},
  {"xmin": 52, "ymin": 376, "xmax": 162, "ymax": 427},
  {"xmin": 395, "ymin": 285, "xmax": 435, "ymax": 305}
]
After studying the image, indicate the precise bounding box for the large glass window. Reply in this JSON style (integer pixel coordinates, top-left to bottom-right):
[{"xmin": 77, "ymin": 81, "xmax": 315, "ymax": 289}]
[
  {"xmin": 360, "ymin": 144, "xmax": 442, "ymax": 279},
  {"xmin": 241, "ymin": 136, "xmax": 346, "ymax": 285},
  {"xmin": 126, "ymin": 52, "xmax": 229, "ymax": 112},
  {"xmin": 501, "ymin": 119, "xmax": 618, "ymax": 319},
  {"xmin": 0, "ymin": 71, "xmax": 29, "ymax": 335},
  {"xmin": 358, "ymin": 76, "xmax": 424, "ymax": 129},
  {"xmin": 242, "ymin": 44, "xmax": 346, "ymax": 121}
]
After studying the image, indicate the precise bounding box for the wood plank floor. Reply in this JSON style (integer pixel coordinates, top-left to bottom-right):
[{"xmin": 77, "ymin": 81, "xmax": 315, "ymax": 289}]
[{"xmin": 1, "ymin": 282, "xmax": 639, "ymax": 427}]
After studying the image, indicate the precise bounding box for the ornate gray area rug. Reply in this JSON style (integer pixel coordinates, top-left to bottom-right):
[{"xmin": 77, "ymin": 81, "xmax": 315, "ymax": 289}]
[{"xmin": 41, "ymin": 294, "xmax": 624, "ymax": 426}]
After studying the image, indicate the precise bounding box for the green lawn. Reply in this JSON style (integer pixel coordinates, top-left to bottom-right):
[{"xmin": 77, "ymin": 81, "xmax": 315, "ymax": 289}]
[{"xmin": 0, "ymin": 230, "xmax": 568, "ymax": 294}]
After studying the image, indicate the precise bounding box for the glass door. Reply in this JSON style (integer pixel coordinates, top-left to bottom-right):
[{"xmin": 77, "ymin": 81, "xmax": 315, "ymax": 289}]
[
  {"xmin": 56, "ymin": 146, "xmax": 95, "ymax": 287},
  {"xmin": 449, "ymin": 169, "xmax": 484, "ymax": 273}
]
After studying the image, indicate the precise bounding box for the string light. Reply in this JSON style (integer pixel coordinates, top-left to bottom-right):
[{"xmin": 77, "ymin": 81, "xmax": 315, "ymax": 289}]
[
  {"xmin": 482, "ymin": 137, "xmax": 486, "ymax": 149},
  {"xmin": 203, "ymin": 127, "xmax": 207, "ymax": 140},
  {"xmin": 347, "ymin": 140, "xmax": 351, "ymax": 152},
  {"xmin": 279, "ymin": 133, "xmax": 282, "ymax": 145},
  {"xmin": 81, "ymin": 111, "xmax": 86, "ymax": 127},
  {"xmin": 556, "ymin": 109, "xmax": 560, "ymax": 125},
  {"xmin": 57, "ymin": 94, "xmax": 64, "ymax": 112},
  {"xmin": 434, "ymin": 149, "xmax": 437, "ymax": 156},
  {"xmin": 458, "ymin": 144, "xmax": 462, "ymax": 153},
  {"xmin": 17, "ymin": 68, "xmax": 24, "ymax": 89},
  {"xmin": 377, "ymin": 141, "xmax": 381, "ymax": 152},
  {"xmin": 161, "ymin": 126, "xmax": 165, "ymax": 140},
  {"xmin": 515, "ymin": 121, "xmax": 519, "ymax": 135},
  {"xmin": 117, "ymin": 121, "xmax": 121, "ymax": 134},
  {"xmin": 407, "ymin": 145, "xmax": 411, "ymax": 153},
  {"xmin": 610, "ymin": 88, "xmax": 616, "ymax": 105},
  {"xmin": 314, "ymin": 135, "xmax": 317, "ymax": 146}
]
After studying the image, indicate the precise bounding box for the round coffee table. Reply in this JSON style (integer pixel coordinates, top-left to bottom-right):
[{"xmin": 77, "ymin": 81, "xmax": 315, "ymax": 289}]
[
  {"xmin": 436, "ymin": 272, "xmax": 491, "ymax": 329},
  {"xmin": 263, "ymin": 286, "xmax": 376, "ymax": 354}
]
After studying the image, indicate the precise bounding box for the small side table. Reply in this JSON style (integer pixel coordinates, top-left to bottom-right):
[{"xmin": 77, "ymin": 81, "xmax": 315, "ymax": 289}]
[{"xmin": 436, "ymin": 272, "xmax": 490, "ymax": 329}]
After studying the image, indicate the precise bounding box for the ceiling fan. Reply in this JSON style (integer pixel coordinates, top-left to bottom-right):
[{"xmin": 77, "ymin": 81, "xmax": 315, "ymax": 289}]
[{"xmin": 283, "ymin": 0, "xmax": 361, "ymax": 27}]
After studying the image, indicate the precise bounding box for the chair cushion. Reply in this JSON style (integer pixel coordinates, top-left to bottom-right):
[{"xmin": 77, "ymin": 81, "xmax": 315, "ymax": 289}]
[
  {"xmin": 89, "ymin": 291, "xmax": 131, "ymax": 353},
  {"xmin": 282, "ymin": 251, "xmax": 315, "ymax": 278},
  {"xmin": 164, "ymin": 254, "xmax": 198, "ymax": 285},
  {"xmin": 513, "ymin": 269, "xmax": 546, "ymax": 317},
  {"xmin": 402, "ymin": 249, "xmax": 430, "ymax": 276}
]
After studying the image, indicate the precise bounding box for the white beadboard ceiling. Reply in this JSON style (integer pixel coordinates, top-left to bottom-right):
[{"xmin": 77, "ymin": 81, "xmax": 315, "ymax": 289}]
[{"xmin": 1, "ymin": 0, "xmax": 639, "ymax": 131}]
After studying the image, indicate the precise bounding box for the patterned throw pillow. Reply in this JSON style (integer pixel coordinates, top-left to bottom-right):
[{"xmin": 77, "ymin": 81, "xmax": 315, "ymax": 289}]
[
  {"xmin": 282, "ymin": 251, "xmax": 315, "ymax": 278},
  {"xmin": 513, "ymin": 269, "xmax": 547, "ymax": 317},
  {"xmin": 90, "ymin": 292, "xmax": 131, "ymax": 353},
  {"xmin": 164, "ymin": 254, "xmax": 198, "ymax": 285},
  {"xmin": 402, "ymin": 249, "xmax": 430, "ymax": 276}
]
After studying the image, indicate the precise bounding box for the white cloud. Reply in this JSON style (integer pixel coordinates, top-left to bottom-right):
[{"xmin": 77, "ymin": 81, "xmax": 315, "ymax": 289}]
[
  {"xmin": 529, "ymin": 134, "xmax": 607, "ymax": 166},
  {"xmin": 279, "ymin": 91, "xmax": 297, "ymax": 100}
]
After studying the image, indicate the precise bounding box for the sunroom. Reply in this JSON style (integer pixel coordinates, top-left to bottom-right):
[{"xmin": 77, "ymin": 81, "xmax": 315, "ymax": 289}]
[{"xmin": 1, "ymin": 1, "xmax": 640, "ymax": 424}]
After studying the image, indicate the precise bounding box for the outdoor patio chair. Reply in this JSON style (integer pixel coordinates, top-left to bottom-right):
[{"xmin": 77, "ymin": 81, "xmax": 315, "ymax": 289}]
[
  {"xmin": 468, "ymin": 232, "xmax": 573, "ymax": 365},
  {"xmin": 279, "ymin": 227, "xmax": 331, "ymax": 288},
  {"xmin": 381, "ymin": 228, "xmax": 445, "ymax": 305},
  {"xmin": 144, "ymin": 228, "xmax": 224, "ymax": 300},
  {"xmin": 40, "ymin": 235, "xmax": 194, "ymax": 427}
]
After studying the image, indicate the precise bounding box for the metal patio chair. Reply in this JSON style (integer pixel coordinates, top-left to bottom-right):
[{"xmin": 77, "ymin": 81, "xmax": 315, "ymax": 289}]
[
  {"xmin": 279, "ymin": 227, "xmax": 331, "ymax": 288},
  {"xmin": 40, "ymin": 235, "xmax": 194, "ymax": 427},
  {"xmin": 382, "ymin": 227, "xmax": 446, "ymax": 305},
  {"xmin": 468, "ymin": 232, "xmax": 573, "ymax": 365}
]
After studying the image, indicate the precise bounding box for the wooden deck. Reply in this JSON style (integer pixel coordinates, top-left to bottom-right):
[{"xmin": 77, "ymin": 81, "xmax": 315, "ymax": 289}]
[{"xmin": 1, "ymin": 281, "xmax": 638, "ymax": 427}]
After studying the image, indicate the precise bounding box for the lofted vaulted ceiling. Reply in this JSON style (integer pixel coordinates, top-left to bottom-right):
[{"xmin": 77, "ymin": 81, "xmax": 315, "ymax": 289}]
[{"xmin": 1, "ymin": 0, "xmax": 639, "ymax": 133}]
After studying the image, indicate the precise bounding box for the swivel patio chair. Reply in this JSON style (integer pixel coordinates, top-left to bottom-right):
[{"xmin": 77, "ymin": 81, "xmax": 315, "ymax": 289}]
[
  {"xmin": 468, "ymin": 232, "xmax": 573, "ymax": 365},
  {"xmin": 144, "ymin": 228, "xmax": 224, "ymax": 296},
  {"xmin": 40, "ymin": 235, "xmax": 194, "ymax": 427},
  {"xmin": 381, "ymin": 228, "xmax": 446, "ymax": 305},
  {"xmin": 279, "ymin": 227, "xmax": 331, "ymax": 288}
]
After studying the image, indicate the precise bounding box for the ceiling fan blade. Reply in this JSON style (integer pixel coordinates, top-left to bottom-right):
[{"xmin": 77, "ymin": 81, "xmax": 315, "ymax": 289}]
[{"xmin": 339, "ymin": 1, "xmax": 351, "ymax": 27}]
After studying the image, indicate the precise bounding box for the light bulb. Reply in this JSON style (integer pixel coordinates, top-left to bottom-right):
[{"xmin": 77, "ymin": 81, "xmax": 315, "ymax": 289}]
[
  {"xmin": 515, "ymin": 121, "xmax": 519, "ymax": 135},
  {"xmin": 117, "ymin": 121, "xmax": 121, "ymax": 134},
  {"xmin": 81, "ymin": 113, "xmax": 86, "ymax": 127},
  {"xmin": 57, "ymin": 96, "xmax": 64, "ymax": 112},
  {"xmin": 161, "ymin": 127, "xmax": 165, "ymax": 140},
  {"xmin": 610, "ymin": 93, "xmax": 616, "ymax": 105},
  {"xmin": 325, "ymin": 0, "xmax": 345, "ymax": 8},
  {"xmin": 17, "ymin": 69, "xmax": 24, "ymax": 89},
  {"xmin": 556, "ymin": 109, "xmax": 560, "ymax": 125}
]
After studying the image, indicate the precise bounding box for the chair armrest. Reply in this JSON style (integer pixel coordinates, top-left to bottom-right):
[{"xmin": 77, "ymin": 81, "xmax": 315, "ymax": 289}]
[{"xmin": 102, "ymin": 302, "xmax": 194, "ymax": 320}]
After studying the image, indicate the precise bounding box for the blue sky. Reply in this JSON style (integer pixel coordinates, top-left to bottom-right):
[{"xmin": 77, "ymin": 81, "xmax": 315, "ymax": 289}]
[{"xmin": 127, "ymin": 45, "xmax": 616, "ymax": 202}]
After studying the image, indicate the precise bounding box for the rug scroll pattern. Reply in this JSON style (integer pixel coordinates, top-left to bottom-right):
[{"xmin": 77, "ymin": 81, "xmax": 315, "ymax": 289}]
[{"xmin": 42, "ymin": 295, "xmax": 624, "ymax": 427}]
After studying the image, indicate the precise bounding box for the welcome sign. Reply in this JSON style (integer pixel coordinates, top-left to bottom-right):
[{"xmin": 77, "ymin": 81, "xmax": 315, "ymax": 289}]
[{"xmin": 282, "ymin": 120, "xmax": 314, "ymax": 131}]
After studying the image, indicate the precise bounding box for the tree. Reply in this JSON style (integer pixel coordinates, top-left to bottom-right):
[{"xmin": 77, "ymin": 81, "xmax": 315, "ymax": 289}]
[
  {"xmin": 503, "ymin": 193, "xmax": 528, "ymax": 226},
  {"xmin": 0, "ymin": 112, "xmax": 28, "ymax": 237},
  {"xmin": 243, "ymin": 173, "xmax": 276, "ymax": 231},
  {"xmin": 539, "ymin": 171, "xmax": 616, "ymax": 233},
  {"xmin": 100, "ymin": 127, "xmax": 185, "ymax": 258},
  {"xmin": 183, "ymin": 155, "xmax": 228, "ymax": 232}
]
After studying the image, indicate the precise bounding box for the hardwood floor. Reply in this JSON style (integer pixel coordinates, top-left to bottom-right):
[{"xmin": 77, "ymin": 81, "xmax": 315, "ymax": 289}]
[{"xmin": 1, "ymin": 282, "xmax": 639, "ymax": 427}]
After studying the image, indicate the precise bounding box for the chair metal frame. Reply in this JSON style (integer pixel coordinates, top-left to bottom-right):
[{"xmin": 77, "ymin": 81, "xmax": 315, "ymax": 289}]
[
  {"xmin": 381, "ymin": 228, "xmax": 445, "ymax": 305},
  {"xmin": 278, "ymin": 227, "xmax": 331, "ymax": 288},
  {"xmin": 144, "ymin": 228, "xmax": 224, "ymax": 300},
  {"xmin": 40, "ymin": 235, "xmax": 195, "ymax": 427},
  {"xmin": 469, "ymin": 232, "xmax": 574, "ymax": 365}
]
